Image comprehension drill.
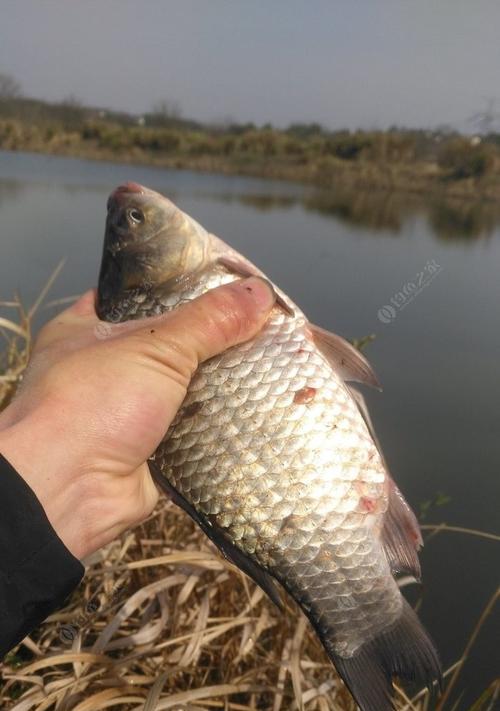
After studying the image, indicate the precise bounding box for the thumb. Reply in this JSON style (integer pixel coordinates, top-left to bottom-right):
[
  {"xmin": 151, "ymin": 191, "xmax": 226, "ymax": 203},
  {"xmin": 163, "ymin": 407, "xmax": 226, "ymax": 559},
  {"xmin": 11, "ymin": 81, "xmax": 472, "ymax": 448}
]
[{"xmin": 126, "ymin": 276, "xmax": 277, "ymax": 380}]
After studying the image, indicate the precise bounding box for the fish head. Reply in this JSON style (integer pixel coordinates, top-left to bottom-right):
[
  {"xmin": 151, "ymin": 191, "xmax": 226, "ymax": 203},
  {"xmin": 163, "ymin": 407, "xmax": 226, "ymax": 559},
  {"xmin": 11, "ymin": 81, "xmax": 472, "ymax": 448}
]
[{"xmin": 98, "ymin": 182, "xmax": 210, "ymax": 311}]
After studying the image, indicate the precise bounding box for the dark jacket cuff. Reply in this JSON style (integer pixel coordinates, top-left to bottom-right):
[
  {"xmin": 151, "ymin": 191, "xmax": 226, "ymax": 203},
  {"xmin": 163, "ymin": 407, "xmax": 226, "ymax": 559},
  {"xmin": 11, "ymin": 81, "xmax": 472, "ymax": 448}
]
[{"xmin": 0, "ymin": 453, "xmax": 84, "ymax": 658}]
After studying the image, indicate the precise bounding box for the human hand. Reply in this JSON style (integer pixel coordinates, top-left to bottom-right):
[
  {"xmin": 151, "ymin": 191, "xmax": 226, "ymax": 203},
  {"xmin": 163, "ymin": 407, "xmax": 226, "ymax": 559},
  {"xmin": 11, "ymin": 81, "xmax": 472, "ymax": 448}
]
[{"xmin": 0, "ymin": 277, "xmax": 275, "ymax": 560}]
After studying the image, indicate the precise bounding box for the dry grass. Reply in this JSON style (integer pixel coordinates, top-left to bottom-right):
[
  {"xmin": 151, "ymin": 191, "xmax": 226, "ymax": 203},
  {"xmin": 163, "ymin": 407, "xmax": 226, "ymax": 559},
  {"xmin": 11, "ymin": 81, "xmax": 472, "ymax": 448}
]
[
  {"xmin": 0, "ymin": 504, "xmax": 361, "ymax": 711},
  {"xmin": 0, "ymin": 279, "xmax": 498, "ymax": 711},
  {"xmin": 0, "ymin": 262, "xmax": 64, "ymax": 412},
  {"xmin": 0, "ymin": 297, "xmax": 31, "ymax": 411}
]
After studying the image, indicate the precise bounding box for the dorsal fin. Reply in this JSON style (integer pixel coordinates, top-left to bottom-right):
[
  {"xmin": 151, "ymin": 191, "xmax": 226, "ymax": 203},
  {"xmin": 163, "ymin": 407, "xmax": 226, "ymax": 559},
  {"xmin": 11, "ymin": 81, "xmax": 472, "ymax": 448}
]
[
  {"xmin": 215, "ymin": 254, "xmax": 294, "ymax": 317},
  {"xmin": 208, "ymin": 235, "xmax": 294, "ymax": 316},
  {"xmin": 349, "ymin": 387, "xmax": 422, "ymax": 580},
  {"xmin": 310, "ymin": 323, "xmax": 381, "ymax": 389}
]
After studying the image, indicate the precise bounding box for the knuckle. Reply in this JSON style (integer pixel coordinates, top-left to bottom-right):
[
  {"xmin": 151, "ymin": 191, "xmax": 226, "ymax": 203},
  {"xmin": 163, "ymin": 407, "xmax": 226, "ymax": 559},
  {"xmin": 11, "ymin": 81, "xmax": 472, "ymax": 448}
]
[
  {"xmin": 125, "ymin": 330, "xmax": 195, "ymax": 386},
  {"xmin": 204, "ymin": 286, "xmax": 252, "ymax": 345}
]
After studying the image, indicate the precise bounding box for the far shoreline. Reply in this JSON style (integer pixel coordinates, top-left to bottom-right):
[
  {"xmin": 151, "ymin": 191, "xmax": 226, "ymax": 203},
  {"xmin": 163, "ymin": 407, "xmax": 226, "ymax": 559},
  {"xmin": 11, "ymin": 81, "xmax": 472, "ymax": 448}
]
[{"xmin": 2, "ymin": 118, "xmax": 500, "ymax": 203}]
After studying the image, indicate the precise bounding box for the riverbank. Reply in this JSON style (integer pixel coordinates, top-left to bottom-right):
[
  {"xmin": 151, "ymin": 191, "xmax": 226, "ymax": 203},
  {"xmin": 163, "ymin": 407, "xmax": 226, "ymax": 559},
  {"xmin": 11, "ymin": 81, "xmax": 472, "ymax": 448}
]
[{"xmin": 2, "ymin": 115, "xmax": 500, "ymax": 201}]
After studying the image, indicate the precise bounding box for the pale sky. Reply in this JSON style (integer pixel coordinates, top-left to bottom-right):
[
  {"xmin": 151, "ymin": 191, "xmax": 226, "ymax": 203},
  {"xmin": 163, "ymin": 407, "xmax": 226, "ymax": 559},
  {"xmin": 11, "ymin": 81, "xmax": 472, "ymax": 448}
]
[{"xmin": 1, "ymin": 0, "xmax": 499, "ymax": 130}]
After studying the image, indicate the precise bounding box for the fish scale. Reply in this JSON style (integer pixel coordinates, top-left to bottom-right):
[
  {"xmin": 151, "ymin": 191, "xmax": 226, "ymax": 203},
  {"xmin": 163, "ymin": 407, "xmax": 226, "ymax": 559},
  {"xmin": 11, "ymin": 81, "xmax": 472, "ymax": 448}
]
[
  {"xmin": 111, "ymin": 266, "xmax": 401, "ymax": 656},
  {"xmin": 97, "ymin": 183, "xmax": 441, "ymax": 711}
]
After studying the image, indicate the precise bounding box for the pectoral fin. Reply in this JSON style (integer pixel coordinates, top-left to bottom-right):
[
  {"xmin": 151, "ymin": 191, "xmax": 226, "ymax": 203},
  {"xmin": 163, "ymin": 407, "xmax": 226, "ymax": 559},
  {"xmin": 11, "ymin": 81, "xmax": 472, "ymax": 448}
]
[
  {"xmin": 310, "ymin": 323, "xmax": 381, "ymax": 389},
  {"xmin": 148, "ymin": 460, "xmax": 283, "ymax": 610}
]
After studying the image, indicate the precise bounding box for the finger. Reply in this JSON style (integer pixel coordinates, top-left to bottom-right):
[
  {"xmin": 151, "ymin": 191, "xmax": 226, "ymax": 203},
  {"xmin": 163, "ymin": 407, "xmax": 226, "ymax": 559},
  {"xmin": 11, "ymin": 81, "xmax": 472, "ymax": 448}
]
[
  {"xmin": 69, "ymin": 289, "xmax": 98, "ymax": 318},
  {"xmin": 53, "ymin": 289, "xmax": 98, "ymax": 323},
  {"xmin": 33, "ymin": 290, "xmax": 99, "ymax": 350},
  {"xmin": 127, "ymin": 277, "xmax": 276, "ymax": 378}
]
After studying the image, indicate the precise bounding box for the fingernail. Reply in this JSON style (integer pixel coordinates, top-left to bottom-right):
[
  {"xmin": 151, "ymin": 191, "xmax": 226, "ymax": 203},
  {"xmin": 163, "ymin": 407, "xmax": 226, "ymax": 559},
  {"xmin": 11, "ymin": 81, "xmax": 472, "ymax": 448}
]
[{"xmin": 237, "ymin": 276, "xmax": 277, "ymax": 311}]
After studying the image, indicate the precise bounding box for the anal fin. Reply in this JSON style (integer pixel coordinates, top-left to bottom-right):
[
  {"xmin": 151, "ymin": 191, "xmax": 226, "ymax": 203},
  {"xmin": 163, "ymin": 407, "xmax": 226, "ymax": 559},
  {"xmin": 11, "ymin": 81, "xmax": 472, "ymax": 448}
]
[
  {"xmin": 349, "ymin": 387, "xmax": 422, "ymax": 580},
  {"xmin": 382, "ymin": 480, "xmax": 423, "ymax": 580},
  {"xmin": 148, "ymin": 460, "xmax": 283, "ymax": 610}
]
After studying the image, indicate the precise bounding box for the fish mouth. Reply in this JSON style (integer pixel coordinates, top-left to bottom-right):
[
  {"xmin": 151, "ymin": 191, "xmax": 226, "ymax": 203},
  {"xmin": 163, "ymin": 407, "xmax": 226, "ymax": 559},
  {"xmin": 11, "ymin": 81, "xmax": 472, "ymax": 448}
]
[{"xmin": 106, "ymin": 181, "xmax": 149, "ymax": 210}]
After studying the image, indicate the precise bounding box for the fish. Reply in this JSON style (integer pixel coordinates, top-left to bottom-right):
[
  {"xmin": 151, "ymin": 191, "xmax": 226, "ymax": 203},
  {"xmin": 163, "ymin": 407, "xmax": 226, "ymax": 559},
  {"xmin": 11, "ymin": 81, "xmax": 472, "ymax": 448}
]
[{"xmin": 96, "ymin": 181, "xmax": 441, "ymax": 711}]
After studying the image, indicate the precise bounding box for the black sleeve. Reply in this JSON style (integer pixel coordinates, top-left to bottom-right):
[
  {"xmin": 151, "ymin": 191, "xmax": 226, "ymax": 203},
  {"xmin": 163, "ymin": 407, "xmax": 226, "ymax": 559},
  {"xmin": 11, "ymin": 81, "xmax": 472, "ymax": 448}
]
[{"xmin": 0, "ymin": 453, "xmax": 84, "ymax": 658}]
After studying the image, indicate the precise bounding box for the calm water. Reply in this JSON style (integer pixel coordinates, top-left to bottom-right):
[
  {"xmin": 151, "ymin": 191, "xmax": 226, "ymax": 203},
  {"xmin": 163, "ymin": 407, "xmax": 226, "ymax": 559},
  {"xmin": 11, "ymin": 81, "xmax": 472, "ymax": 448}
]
[{"xmin": 1, "ymin": 151, "xmax": 498, "ymax": 704}]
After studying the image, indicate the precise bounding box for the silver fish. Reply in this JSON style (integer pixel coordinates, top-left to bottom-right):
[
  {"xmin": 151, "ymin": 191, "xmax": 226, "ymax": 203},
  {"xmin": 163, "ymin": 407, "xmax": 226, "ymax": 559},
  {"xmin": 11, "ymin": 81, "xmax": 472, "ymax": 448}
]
[{"xmin": 97, "ymin": 182, "xmax": 441, "ymax": 711}]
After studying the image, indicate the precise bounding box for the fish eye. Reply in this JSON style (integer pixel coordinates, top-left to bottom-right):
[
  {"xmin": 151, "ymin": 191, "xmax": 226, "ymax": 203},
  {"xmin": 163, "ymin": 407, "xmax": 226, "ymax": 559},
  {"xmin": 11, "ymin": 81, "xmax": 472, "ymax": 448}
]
[{"xmin": 128, "ymin": 208, "xmax": 144, "ymax": 225}]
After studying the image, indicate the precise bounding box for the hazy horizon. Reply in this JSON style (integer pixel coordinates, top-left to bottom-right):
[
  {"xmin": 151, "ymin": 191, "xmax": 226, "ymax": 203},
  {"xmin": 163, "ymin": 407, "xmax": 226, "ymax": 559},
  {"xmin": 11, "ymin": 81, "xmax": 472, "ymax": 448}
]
[{"xmin": 1, "ymin": 1, "xmax": 500, "ymax": 132}]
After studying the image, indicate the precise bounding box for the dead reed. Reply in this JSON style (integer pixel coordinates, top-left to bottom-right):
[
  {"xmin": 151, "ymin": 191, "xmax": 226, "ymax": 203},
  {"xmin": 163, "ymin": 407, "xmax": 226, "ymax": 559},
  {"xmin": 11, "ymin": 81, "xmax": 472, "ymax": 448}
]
[{"xmin": 0, "ymin": 277, "xmax": 498, "ymax": 711}]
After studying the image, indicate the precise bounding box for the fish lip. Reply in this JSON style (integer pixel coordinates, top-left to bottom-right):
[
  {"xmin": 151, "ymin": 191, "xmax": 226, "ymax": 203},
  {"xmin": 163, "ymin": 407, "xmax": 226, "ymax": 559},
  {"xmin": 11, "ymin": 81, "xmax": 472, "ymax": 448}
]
[
  {"xmin": 106, "ymin": 182, "xmax": 152, "ymax": 210},
  {"xmin": 115, "ymin": 181, "xmax": 145, "ymax": 194}
]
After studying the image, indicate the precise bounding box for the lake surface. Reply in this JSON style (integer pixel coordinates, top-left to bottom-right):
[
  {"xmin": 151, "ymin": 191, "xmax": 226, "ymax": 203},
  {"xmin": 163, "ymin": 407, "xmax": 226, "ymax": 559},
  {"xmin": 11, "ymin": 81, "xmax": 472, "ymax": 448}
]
[{"xmin": 1, "ymin": 150, "xmax": 498, "ymax": 704}]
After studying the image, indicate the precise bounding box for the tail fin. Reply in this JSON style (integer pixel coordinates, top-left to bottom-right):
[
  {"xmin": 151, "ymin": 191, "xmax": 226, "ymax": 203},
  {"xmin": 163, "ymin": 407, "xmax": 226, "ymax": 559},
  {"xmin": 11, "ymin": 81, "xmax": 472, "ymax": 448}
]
[{"xmin": 322, "ymin": 601, "xmax": 442, "ymax": 711}]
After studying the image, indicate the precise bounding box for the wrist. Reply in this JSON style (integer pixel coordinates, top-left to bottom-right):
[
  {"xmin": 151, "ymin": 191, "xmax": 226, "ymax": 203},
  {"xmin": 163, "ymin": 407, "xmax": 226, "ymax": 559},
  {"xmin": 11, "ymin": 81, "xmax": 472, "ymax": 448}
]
[{"xmin": 0, "ymin": 407, "xmax": 92, "ymax": 560}]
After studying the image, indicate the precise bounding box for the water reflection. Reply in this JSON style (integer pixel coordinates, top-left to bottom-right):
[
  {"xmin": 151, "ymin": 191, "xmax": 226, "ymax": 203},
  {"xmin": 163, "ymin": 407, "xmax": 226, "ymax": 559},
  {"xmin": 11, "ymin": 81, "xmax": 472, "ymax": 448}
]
[
  {"xmin": 309, "ymin": 190, "xmax": 500, "ymax": 241},
  {"xmin": 4, "ymin": 159, "xmax": 499, "ymax": 242},
  {"xmin": 0, "ymin": 178, "xmax": 27, "ymax": 207},
  {"xmin": 428, "ymin": 198, "xmax": 499, "ymax": 241},
  {"xmin": 231, "ymin": 193, "xmax": 297, "ymax": 212},
  {"xmin": 204, "ymin": 186, "xmax": 500, "ymax": 242},
  {"xmin": 304, "ymin": 190, "xmax": 407, "ymax": 233},
  {"xmin": 202, "ymin": 191, "xmax": 298, "ymax": 212}
]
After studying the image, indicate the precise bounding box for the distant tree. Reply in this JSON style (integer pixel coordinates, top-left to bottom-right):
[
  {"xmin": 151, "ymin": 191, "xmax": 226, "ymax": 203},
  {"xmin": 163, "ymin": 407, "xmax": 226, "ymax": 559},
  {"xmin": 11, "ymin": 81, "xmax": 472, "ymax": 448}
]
[
  {"xmin": 209, "ymin": 115, "xmax": 237, "ymax": 132},
  {"xmin": 61, "ymin": 94, "xmax": 83, "ymax": 108},
  {"xmin": 148, "ymin": 99, "xmax": 182, "ymax": 126},
  {"xmin": 438, "ymin": 137, "xmax": 496, "ymax": 179},
  {"xmin": 0, "ymin": 72, "xmax": 22, "ymax": 99},
  {"xmin": 57, "ymin": 94, "xmax": 85, "ymax": 127},
  {"xmin": 224, "ymin": 121, "xmax": 256, "ymax": 135},
  {"xmin": 325, "ymin": 131, "xmax": 371, "ymax": 161},
  {"xmin": 286, "ymin": 122, "xmax": 325, "ymax": 138},
  {"xmin": 468, "ymin": 98, "xmax": 500, "ymax": 135}
]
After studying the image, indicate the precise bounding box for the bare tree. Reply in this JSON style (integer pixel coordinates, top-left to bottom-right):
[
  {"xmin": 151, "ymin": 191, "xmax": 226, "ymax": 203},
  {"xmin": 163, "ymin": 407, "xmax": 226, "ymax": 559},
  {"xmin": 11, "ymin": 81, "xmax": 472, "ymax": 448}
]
[
  {"xmin": 58, "ymin": 94, "xmax": 85, "ymax": 126},
  {"xmin": 0, "ymin": 72, "xmax": 22, "ymax": 100},
  {"xmin": 61, "ymin": 94, "xmax": 83, "ymax": 108},
  {"xmin": 150, "ymin": 99, "xmax": 182, "ymax": 124},
  {"xmin": 469, "ymin": 97, "xmax": 500, "ymax": 134}
]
